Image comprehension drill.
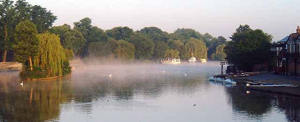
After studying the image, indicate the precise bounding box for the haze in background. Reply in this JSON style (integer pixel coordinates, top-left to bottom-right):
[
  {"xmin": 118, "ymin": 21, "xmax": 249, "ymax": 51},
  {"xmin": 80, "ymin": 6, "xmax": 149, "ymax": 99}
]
[{"xmin": 27, "ymin": 0, "xmax": 300, "ymax": 41}]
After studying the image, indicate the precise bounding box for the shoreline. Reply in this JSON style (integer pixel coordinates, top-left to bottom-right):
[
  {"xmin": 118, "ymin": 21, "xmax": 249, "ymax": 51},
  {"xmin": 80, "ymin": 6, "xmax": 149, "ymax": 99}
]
[{"xmin": 0, "ymin": 62, "xmax": 22, "ymax": 72}]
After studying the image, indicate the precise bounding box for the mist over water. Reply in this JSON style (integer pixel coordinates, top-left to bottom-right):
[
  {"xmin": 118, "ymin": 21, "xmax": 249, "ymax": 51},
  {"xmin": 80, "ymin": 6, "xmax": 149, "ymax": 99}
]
[{"xmin": 0, "ymin": 62, "xmax": 298, "ymax": 122}]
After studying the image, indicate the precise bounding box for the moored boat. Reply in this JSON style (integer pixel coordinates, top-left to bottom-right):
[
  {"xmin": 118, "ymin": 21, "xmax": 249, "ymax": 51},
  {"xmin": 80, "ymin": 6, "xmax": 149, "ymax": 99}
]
[
  {"xmin": 208, "ymin": 76, "xmax": 236, "ymax": 85},
  {"xmin": 161, "ymin": 58, "xmax": 181, "ymax": 65}
]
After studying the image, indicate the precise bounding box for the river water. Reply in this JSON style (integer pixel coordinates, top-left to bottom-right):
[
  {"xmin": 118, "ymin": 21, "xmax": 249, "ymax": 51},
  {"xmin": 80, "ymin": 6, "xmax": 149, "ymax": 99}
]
[{"xmin": 0, "ymin": 62, "xmax": 299, "ymax": 122}]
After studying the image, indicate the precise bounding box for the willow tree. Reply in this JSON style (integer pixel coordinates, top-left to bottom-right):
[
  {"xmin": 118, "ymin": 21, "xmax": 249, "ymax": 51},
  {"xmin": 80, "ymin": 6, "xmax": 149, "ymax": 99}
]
[
  {"xmin": 34, "ymin": 32, "xmax": 69, "ymax": 77},
  {"xmin": 13, "ymin": 20, "xmax": 38, "ymax": 71},
  {"xmin": 211, "ymin": 44, "xmax": 226, "ymax": 61},
  {"xmin": 183, "ymin": 38, "xmax": 207, "ymax": 60}
]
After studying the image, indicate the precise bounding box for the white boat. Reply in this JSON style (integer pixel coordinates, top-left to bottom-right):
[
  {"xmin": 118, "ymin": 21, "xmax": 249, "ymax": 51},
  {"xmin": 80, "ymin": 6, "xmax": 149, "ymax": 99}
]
[
  {"xmin": 188, "ymin": 57, "xmax": 197, "ymax": 63},
  {"xmin": 161, "ymin": 58, "xmax": 181, "ymax": 64},
  {"xmin": 200, "ymin": 59, "xmax": 207, "ymax": 63}
]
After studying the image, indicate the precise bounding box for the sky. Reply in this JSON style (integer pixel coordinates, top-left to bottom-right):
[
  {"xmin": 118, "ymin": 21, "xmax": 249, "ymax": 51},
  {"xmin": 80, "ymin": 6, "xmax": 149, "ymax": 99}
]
[{"xmin": 27, "ymin": 0, "xmax": 300, "ymax": 41}]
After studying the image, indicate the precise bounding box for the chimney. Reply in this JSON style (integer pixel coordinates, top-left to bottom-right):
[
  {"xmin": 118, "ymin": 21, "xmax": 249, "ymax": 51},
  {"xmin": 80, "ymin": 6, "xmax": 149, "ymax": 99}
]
[{"xmin": 297, "ymin": 26, "xmax": 300, "ymax": 34}]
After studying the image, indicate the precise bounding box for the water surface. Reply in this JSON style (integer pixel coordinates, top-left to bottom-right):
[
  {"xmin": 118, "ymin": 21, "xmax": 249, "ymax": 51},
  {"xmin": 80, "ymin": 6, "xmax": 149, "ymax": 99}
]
[{"xmin": 0, "ymin": 62, "xmax": 298, "ymax": 122}]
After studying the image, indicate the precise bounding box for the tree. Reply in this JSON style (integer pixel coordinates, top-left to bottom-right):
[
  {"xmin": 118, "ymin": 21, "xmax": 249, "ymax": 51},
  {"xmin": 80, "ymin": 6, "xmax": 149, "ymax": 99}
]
[
  {"xmin": 88, "ymin": 39, "xmax": 118, "ymax": 58},
  {"xmin": 74, "ymin": 18, "xmax": 109, "ymax": 57},
  {"xmin": 153, "ymin": 41, "xmax": 169, "ymax": 59},
  {"xmin": 164, "ymin": 49, "xmax": 179, "ymax": 59},
  {"xmin": 170, "ymin": 28, "xmax": 202, "ymax": 42},
  {"xmin": 211, "ymin": 44, "xmax": 226, "ymax": 60},
  {"xmin": 106, "ymin": 27, "xmax": 134, "ymax": 41},
  {"xmin": 87, "ymin": 26, "xmax": 108, "ymax": 43},
  {"xmin": 14, "ymin": 0, "xmax": 31, "ymax": 22},
  {"xmin": 63, "ymin": 30, "xmax": 86, "ymax": 55},
  {"xmin": 168, "ymin": 40, "xmax": 184, "ymax": 55},
  {"xmin": 114, "ymin": 40, "xmax": 135, "ymax": 60},
  {"xmin": 34, "ymin": 32, "xmax": 70, "ymax": 76},
  {"xmin": 182, "ymin": 38, "xmax": 207, "ymax": 60},
  {"xmin": 50, "ymin": 25, "xmax": 86, "ymax": 56},
  {"xmin": 0, "ymin": 0, "xmax": 15, "ymax": 62},
  {"xmin": 0, "ymin": 0, "xmax": 56, "ymax": 62},
  {"xmin": 74, "ymin": 17, "xmax": 92, "ymax": 38},
  {"xmin": 13, "ymin": 20, "xmax": 38, "ymax": 71},
  {"xmin": 30, "ymin": 5, "xmax": 56, "ymax": 33},
  {"xmin": 128, "ymin": 34, "xmax": 154, "ymax": 59},
  {"xmin": 207, "ymin": 36, "xmax": 227, "ymax": 59},
  {"xmin": 224, "ymin": 25, "xmax": 272, "ymax": 71},
  {"xmin": 138, "ymin": 27, "xmax": 169, "ymax": 42}
]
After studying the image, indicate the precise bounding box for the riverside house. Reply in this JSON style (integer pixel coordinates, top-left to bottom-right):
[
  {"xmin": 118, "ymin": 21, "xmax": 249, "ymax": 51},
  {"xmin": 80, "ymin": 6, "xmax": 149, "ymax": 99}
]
[{"xmin": 272, "ymin": 26, "xmax": 300, "ymax": 76}]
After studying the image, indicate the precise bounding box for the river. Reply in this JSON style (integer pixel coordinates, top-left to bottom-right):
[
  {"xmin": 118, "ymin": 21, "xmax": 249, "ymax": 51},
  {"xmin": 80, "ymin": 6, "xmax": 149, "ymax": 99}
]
[{"xmin": 0, "ymin": 62, "xmax": 298, "ymax": 122}]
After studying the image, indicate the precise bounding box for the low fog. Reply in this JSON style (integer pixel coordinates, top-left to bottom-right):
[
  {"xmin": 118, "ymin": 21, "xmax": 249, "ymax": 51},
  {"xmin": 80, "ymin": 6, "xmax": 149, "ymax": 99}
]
[{"xmin": 70, "ymin": 59, "xmax": 220, "ymax": 84}]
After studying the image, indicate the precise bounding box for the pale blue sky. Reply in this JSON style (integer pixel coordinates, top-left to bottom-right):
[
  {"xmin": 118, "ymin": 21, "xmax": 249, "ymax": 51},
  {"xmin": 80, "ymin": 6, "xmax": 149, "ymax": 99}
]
[{"xmin": 27, "ymin": 0, "xmax": 300, "ymax": 41}]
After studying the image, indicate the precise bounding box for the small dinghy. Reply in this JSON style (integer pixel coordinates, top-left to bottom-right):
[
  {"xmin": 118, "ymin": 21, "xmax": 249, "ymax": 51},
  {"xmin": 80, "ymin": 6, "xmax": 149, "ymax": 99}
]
[{"xmin": 208, "ymin": 76, "xmax": 236, "ymax": 85}]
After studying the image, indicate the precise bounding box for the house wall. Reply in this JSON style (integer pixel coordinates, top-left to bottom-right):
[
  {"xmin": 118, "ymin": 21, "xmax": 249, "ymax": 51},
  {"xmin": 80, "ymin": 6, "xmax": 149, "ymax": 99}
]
[
  {"xmin": 287, "ymin": 58, "xmax": 300, "ymax": 76},
  {"xmin": 297, "ymin": 59, "xmax": 300, "ymax": 76}
]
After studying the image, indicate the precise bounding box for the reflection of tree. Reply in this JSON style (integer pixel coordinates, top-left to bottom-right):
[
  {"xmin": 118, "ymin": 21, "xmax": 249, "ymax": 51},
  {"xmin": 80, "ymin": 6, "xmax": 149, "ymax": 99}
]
[
  {"xmin": 225, "ymin": 87, "xmax": 272, "ymax": 117},
  {"xmin": 114, "ymin": 86, "xmax": 134, "ymax": 100},
  {"xmin": 0, "ymin": 76, "xmax": 72, "ymax": 122},
  {"xmin": 275, "ymin": 95, "xmax": 300, "ymax": 122},
  {"xmin": 226, "ymin": 87, "xmax": 300, "ymax": 122}
]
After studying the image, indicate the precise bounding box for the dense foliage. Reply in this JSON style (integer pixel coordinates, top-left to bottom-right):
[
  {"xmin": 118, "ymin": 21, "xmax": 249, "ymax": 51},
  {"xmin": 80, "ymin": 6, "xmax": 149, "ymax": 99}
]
[
  {"xmin": 13, "ymin": 20, "xmax": 38, "ymax": 71},
  {"xmin": 211, "ymin": 44, "xmax": 226, "ymax": 61},
  {"xmin": 65, "ymin": 18, "xmax": 226, "ymax": 61},
  {"xmin": 1, "ymin": 0, "xmax": 230, "ymax": 72},
  {"xmin": 34, "ymin": 33, "xmax": 70, "ymax": 77},
  {"xmin": 0, "ymin": 0, "xmax": 56, "ymax": 62},
  {"xmin": 0, "ymin": 0, "xmax": 70, "ymax": 79},
  {"xmin": 225, "ymin": 25, "xmax": 272, "ymax": 71}
]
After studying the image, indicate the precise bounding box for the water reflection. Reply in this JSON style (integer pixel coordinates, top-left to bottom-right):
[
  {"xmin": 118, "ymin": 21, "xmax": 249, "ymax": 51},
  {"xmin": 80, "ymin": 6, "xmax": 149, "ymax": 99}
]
[
  {"xmin": 225, "ymin": 87, "xmax": 273, "ymax": 118},
  {"xmin": 0, "ymin": 72, "xmax": 72, "ymax": 122},
  {"xmin": 226, "ymin": 87, "xmax": 300, "ymax": 122},
  {"xmin": 0, "ymin": 63, "xmax": 299, "ymax": 122}
]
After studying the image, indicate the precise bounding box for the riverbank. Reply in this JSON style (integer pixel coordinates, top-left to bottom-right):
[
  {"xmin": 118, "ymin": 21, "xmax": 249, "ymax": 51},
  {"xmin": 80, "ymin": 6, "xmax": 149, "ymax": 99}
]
[
  {"xmin": 0, "ymin": 62, "xmax": 22, "ymax": 71},
  {"xmin": 234, "ymin": 73, "xmax": 300, "ymax": 96}
]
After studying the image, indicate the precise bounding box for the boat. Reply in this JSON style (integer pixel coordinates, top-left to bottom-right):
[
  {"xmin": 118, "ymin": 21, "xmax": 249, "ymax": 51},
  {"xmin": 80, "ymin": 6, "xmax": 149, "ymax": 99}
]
[
  {"xmin": 161, "ymin": 58, "xmax": 181, "ymax": 64},
  {"xmin": 188, "ymin": 57, "xmax": 197, "ymax": 63},
  {"xmin": 200, "ymin": 59, "xmax": 207, "ymax": 63},
  {"xmin": 246, "ymin": 83, "xmax": 297, "ymax": 88},
  {"xmin": 208, "ymin": 76, "xmax": 236, "ymax": 85}
]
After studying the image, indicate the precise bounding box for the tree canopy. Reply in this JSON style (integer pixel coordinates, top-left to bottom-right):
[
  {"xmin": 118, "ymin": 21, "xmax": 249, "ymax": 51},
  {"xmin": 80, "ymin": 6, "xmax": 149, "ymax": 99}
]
[
  {"xmin": 211, "ymin": 44, "xmax": 226, "ymax": 61},
  {"xmin": 50, "ymin": 24, "xmax": 86, "ymax": 56},
  {"xmin": 0, "ymin": 0, "xmax": 56, "ymax": 62},
  {"xmin": 34, "ymin": 32, "xmax": 69, "ymax": 77},
  {"xmin": 106, "ymin": 27, "xmax": 134, "ymax": 41},
  {"xmin": 225, "ymin": 25, "xmax": 272, "ymax": 71},
  {"xmin": 13, "ymin": 20, "xmax": 38, "ymax": 71},
  {"xmin": 182, "ymin": 38, "xmax": 207, "ymax": 60}
]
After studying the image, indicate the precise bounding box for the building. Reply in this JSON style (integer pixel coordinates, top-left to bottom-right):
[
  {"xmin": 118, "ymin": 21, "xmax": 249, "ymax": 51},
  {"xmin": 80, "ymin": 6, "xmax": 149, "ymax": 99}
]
[{"xmin": 272, "ymin": 26, "xmax": 300, "ymax": 76}]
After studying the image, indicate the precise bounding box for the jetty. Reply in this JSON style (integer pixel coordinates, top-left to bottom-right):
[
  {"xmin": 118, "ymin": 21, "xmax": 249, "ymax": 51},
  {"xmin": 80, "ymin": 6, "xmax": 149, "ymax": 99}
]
[{"xmin": 230, "ymin": 73, "xmax": 300, "ymax": 96}]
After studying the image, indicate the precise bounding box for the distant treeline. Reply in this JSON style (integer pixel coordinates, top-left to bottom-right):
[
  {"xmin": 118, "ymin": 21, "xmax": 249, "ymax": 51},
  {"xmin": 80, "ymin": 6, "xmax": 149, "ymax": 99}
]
[
  {"xmin": 50, "ymin": 18, "xmax": 227, "ymax": 61},
  {"xmin": 0, "ymin": 0, "xmax": 227, "ymax": 63}
]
